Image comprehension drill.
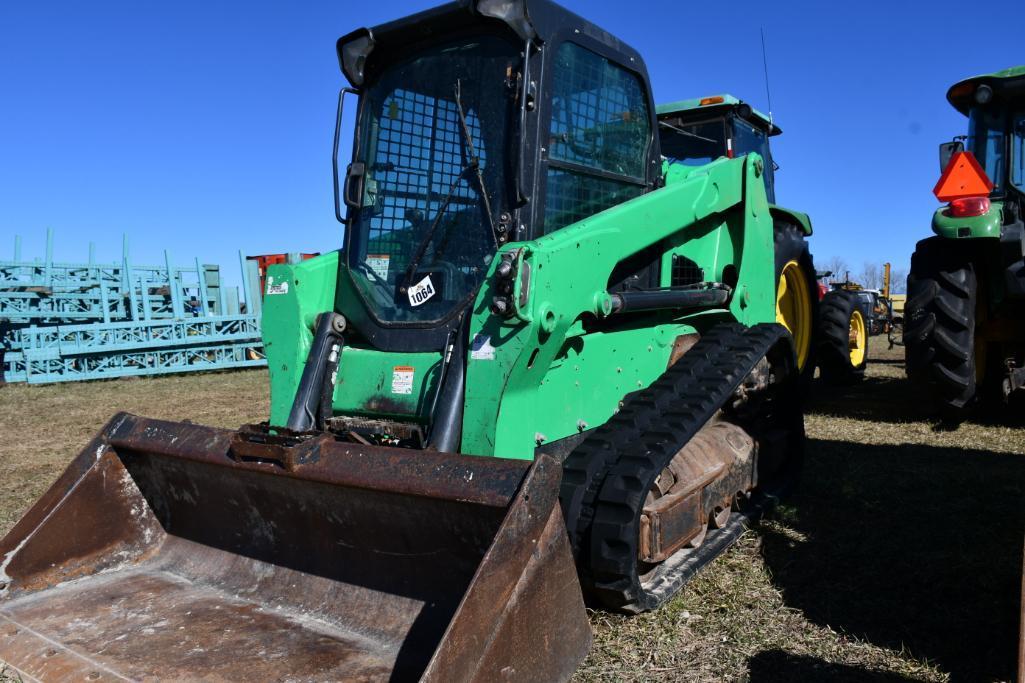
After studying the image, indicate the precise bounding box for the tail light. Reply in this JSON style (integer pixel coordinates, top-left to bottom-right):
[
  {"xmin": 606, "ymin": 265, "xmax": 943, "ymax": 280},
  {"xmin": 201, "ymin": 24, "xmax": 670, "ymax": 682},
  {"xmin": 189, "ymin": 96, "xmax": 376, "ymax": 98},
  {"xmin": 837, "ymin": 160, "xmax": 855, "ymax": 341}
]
[{"xmin": 949, "ymin": 196, "xmax": 991, "ymax": 218}]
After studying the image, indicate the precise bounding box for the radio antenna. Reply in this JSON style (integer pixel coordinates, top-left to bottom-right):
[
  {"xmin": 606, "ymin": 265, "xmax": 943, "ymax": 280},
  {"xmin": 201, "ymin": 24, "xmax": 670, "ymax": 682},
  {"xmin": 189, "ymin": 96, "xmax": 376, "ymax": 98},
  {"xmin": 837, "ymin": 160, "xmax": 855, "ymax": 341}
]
[{"xmin": 760, "ymin": 28, "xmax": 773, "ymax": 129}]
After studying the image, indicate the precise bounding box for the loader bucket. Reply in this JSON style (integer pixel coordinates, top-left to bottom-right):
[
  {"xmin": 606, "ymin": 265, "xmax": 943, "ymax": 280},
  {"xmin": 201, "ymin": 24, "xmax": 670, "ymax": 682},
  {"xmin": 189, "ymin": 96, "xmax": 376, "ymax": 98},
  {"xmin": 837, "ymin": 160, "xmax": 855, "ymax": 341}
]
[{"xmin": 0, "ymin": 413, "xmax": 591, "ymax": 682}]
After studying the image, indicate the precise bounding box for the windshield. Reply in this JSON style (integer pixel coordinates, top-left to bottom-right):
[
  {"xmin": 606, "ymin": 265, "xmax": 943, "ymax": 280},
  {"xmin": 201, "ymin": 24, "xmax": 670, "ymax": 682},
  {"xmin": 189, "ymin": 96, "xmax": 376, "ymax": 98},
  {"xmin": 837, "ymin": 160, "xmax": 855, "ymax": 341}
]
[
  {"xmin": 968, "ymin": 106, "xmax": 1006, "ymax": 194},
  {"xmin": 346, "ymin": 36, "xmax": 518, "ymax": 324},
  {"xmin": 658, "ymin": 119, "xmax": 726, "ymax": 166}
]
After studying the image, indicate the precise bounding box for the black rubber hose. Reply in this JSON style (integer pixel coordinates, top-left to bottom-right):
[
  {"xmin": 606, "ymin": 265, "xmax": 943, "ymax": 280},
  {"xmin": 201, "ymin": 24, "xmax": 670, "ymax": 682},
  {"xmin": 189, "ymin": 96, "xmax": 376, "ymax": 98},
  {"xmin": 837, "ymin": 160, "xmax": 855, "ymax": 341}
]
[
  {"xmin": 285, "ymin": 313, "xmax": 344, "ymax": 432},
  {"xmin": 427, "ymin": 317, "xmax": 468, "ymax": 453},
  {"xmin": 317, "ymin": 336, "xmax": 343, "ymax": 430}
]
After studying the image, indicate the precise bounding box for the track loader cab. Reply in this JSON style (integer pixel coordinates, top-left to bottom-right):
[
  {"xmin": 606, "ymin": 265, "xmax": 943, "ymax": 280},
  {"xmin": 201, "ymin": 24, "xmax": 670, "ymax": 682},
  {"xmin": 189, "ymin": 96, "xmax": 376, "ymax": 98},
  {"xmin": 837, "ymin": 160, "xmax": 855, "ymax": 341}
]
[
  {"xmin": 907, "ymin": 66, "xmax": 1025, "ymax": 412},
  {"xmin": 264, "ymin": 0, "xmax": 669, "ymax": 454},
  {"xmin": 331, "ymin": 1, "xmax": 661, "ymax": 354}
]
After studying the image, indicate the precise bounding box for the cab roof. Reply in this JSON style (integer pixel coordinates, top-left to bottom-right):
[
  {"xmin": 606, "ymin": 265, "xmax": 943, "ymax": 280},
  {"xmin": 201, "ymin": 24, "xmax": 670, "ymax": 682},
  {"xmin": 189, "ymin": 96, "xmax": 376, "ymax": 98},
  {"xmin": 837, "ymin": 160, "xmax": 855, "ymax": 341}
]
[
  {"xmin": 338, "ymin": 0, "xmax": 648, "ymax": 89},
  {"xmin": 947, "ymin": 65, "xmax": 1025, "ymax": 115},
  {"xmin": 656, "ymin": 94, "xmax": 781, "ymax": 136}
]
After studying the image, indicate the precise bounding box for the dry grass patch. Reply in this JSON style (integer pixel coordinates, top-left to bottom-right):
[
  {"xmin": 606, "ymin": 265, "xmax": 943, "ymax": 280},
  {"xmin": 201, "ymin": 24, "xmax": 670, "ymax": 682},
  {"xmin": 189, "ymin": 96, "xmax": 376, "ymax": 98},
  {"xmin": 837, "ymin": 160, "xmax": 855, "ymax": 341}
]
[
  {"xmin": 577, "ymin": 344, "xmax": 1025, "ymax": 682},
  {"xmin": 1, "ymin": 344, "xmax": 1023, "ymax": 681},
  {"xmin": 0, "ymin": 369, "xmax": 268, "ymax": 536}
]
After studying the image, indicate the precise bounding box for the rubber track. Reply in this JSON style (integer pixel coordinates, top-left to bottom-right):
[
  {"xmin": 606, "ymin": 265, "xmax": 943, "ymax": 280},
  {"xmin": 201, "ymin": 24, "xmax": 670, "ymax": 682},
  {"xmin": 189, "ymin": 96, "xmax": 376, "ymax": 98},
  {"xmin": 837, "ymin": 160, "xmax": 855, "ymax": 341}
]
[
  {"xmin": 905, "ymin": 238, "xmax": 976, "ymax": 410},
  {"xmin": 560, "ymin": 322, "xmax": 796, "ymax": 613}
]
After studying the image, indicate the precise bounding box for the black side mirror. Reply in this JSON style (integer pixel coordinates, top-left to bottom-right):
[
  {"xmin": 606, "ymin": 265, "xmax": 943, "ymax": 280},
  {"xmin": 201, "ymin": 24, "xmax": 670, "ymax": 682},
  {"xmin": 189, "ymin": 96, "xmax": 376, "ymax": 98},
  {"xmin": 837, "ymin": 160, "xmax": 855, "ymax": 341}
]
[{"xmin": 939, "ymin": 140, "xmax": 964, "ymax": 173}]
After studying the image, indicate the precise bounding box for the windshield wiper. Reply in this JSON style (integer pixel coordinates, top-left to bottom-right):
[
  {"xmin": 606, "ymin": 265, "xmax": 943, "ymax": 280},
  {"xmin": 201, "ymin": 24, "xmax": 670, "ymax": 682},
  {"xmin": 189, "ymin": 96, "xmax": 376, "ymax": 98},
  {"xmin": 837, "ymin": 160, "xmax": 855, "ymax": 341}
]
[
  {"xmin": 401, "ymin": 164, "xmax": 475, "ymax": 292},
  {"xmin": 454, "ymin": 79, "xmax": 498, "ymax": 242},
  {"xmin": 402, "ymin": 80, "xmax": 498, "ymax": 292}
]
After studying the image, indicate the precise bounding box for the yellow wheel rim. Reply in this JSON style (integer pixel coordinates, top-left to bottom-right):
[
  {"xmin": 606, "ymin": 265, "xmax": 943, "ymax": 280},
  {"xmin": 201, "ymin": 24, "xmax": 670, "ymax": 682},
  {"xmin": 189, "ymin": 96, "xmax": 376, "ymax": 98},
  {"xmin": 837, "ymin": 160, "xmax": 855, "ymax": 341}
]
[
  {"xmin": 849, "ymin": 310, "xmax": 867, "ymax": 367},
  {"xmin": 776, "ymin": 260, "xmax": 812, "ymax": 370}
]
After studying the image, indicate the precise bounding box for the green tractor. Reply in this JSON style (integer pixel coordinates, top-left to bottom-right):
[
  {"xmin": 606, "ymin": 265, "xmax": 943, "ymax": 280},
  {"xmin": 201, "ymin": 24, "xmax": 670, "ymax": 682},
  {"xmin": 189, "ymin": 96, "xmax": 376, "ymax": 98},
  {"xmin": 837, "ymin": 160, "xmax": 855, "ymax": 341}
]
[
  {"xmin": 906, "ymin": 66, "xmax": 1025, "ymax": 414},
  {"xmin": 0, "ymin": 1, "xmax": 815, "ymax": 679},
  {"xmin": 656, "ymin": 95, "xmax": 868, "ymax": 385},
  {"xmin": 655, "ymin": 94, "xmax": 817, "ymax": 380}
]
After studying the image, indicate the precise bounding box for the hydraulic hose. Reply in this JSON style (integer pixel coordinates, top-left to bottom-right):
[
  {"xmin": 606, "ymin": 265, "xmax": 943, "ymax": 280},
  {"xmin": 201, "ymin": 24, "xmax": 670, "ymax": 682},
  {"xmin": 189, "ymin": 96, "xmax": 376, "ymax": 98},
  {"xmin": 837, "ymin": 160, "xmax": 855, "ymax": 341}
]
[
  {"xmin": 285, "ymin": 312, "xmax": 346, "ymax": 432},
  {"xmin": 428, "ymin": 316, "xmax": 468, "ymax": 453}
]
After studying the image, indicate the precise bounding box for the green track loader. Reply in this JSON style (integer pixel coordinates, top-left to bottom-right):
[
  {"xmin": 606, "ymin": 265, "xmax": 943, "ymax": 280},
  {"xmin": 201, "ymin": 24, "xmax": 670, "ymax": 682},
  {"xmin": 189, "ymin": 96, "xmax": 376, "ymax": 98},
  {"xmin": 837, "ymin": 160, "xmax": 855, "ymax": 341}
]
[
  {"xmin": 0, "ymin": 1, "xmax": 813, "ymax": 680},
  {"xmin": 906, "ymin": 66, "xmax": 1025, "ymax": 414}
]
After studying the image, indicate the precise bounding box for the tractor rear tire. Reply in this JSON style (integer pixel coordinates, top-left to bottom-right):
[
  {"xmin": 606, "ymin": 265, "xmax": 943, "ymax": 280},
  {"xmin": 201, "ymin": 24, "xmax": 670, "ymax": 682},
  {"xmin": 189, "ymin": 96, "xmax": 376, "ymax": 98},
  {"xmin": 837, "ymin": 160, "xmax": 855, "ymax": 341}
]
[
  {"xmin": 905, "ymin": 238, "xmax": 978, "ymax": 414},
  {"xmin": 817, "ymin": 289, "xmax": 868, "ymax": 384},
  {"xmin": 774, "ymin": 222, "xmax": 817, "ymax": 385}
]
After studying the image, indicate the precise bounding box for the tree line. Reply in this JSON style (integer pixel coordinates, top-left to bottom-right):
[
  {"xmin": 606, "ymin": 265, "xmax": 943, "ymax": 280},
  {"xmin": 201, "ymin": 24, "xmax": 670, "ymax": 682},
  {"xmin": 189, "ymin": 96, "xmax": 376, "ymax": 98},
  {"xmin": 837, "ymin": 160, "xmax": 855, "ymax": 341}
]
[{"xmin": 818, "ymin": 257, "xmax": 908, "ymax": 295}]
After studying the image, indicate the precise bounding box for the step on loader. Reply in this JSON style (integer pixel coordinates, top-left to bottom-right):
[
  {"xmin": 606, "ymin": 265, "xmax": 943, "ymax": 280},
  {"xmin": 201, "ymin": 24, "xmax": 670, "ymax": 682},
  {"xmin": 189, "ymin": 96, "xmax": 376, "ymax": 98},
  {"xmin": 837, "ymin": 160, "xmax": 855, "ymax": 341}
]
[{"xmin": 0, "ymin": 1, "xmax": 813, "ymax": 680}]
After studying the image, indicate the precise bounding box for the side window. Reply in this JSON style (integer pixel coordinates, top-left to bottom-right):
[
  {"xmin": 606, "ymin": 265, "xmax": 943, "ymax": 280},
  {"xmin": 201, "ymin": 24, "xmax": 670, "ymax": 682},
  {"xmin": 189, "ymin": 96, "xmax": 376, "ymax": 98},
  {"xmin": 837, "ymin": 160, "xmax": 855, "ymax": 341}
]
[
  {"xmin": 544, "ymin": 42, "xmax": 651, "ymax": 232},
  {"xmin": 733, "ymin": 119, "xmax": 775, "ymax": 203}
]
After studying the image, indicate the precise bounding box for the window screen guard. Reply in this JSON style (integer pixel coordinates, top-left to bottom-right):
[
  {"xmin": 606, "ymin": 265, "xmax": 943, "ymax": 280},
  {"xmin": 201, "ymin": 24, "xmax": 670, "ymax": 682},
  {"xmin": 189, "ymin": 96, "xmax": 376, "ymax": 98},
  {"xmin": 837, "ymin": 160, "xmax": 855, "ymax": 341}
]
[{"xmin": 544, "ymin": 42, "xmax": 651, "ymax": 233}]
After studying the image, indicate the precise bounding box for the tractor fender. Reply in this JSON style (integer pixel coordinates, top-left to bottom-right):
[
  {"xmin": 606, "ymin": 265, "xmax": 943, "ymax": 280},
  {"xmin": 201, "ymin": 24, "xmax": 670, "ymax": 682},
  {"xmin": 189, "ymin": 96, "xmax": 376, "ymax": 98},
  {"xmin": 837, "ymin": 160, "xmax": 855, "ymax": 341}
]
[{"xmin": 769, "ymin": 205, "xmax": 813, "ymax": 236}]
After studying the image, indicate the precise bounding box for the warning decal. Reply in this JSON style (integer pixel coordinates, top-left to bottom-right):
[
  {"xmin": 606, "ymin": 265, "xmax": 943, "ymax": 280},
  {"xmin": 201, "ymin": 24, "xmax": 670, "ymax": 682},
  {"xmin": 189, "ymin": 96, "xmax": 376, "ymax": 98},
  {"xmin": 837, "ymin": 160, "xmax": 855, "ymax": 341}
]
[
  {"xmin": 391, "ymin": 366, "xmax": 415, "ymax": 395},
  {"xmin": 366, "ymin": 254, "xmax": 391, "ymax": 281},
  {"xmin": 266, "ymin": 277, "xmax": 289, "ymax": 295}
]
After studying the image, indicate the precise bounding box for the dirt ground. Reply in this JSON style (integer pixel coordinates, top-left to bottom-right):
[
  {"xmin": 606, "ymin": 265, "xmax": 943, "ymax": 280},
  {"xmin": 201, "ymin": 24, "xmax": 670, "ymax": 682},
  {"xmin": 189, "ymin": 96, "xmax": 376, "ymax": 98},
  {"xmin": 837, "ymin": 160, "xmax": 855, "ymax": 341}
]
[{"xmin": 1, "ymin": 341, "xmax": 1024, "ymax": 681}]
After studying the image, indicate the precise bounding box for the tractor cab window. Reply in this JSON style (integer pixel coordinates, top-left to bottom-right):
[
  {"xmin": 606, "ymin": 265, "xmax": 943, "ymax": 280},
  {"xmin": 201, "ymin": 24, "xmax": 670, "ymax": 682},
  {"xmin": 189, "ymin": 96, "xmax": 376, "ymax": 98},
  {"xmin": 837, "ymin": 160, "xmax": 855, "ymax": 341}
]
[
  {"xmin": 658, "ymin": 119, "xmax": 727, "ymax": 166},
  {"xmin": 1011, "ymin": 112, "xmax": 1025, "ymax": 194},
  {"xmin": 733, "ymin": 118, "xmax": 775, "ymax": 203},
  {"xmin": 544, "ymin": 42, "xmax": 651, "ymax": 232},
  {"xmin": 346, "ymin": 36, "xmax": 518, "ymax": 324},
  {"xmin": 968, "ymin": 106, "xmax": 1006, "ymax": 194}
]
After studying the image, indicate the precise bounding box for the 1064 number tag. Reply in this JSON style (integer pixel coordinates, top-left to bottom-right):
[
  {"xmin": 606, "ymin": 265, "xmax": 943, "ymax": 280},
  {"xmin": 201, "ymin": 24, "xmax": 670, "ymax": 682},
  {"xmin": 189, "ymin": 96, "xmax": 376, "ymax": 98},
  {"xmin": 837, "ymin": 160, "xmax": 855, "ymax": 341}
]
[{"xmin": 407, "ymin": 275, "xmax": 436, "ymax": 307}]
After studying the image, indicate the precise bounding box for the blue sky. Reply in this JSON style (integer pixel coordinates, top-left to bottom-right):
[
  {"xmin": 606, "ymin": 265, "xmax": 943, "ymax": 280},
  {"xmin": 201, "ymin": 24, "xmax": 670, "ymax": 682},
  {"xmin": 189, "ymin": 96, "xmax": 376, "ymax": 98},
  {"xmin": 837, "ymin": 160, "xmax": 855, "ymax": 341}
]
[{"xmin": 1, "ymin": 0, "xmax": 1020, "ymax": 289}]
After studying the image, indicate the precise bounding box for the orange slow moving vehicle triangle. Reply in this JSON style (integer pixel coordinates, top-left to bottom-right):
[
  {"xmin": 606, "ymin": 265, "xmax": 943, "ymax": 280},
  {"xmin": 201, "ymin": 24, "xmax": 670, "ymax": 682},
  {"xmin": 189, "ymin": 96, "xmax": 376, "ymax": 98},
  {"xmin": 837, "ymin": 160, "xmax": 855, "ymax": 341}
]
[{"xmin": 933, "ymin": 151, "xmax": 995, "ymax": 201}]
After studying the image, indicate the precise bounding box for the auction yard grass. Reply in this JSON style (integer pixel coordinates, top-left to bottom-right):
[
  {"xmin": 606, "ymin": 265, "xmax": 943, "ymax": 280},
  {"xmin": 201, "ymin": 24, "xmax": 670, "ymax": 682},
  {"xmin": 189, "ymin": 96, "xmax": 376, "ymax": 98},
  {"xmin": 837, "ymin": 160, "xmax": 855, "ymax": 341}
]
[{"xmin": 2, "ymin": 344, "xmax": 1024, "ymax": 682}]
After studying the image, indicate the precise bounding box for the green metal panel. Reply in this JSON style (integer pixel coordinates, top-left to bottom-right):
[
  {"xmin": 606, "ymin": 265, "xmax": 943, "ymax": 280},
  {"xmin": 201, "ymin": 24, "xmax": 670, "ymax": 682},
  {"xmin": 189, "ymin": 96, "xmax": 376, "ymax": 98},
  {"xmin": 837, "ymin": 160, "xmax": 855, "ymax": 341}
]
[
  {"xmin": 264, "ymin": 251, "xmax": 443, "ymax": 425},
  {"xmin": 656, "ymin": 94, "xmax": 742, "ymax": 114},
  {"xmin": 656, "ymin": 94, "xmax": 778, "ymax": 135},
  {"xmin": 931, "ymin": 201, "xmax": 1003, "ymax": 239},
  {"xmin": 331, "ymin": 347, "xmax": 442, "ymax": 420},
  {"xmin": 948, "ymin": 65, "xmax": 1025, "ymax": 114},
  {"xmin": 461, "ymin": 153, "xmax": 775, "ymax": 459},
  {"xmin": 265, "ymin": 155, "xmax": 777, "ymax": 458},
  {"xmin": 263, "ymin": 251, "xmax": 339, "ymax": 426}
]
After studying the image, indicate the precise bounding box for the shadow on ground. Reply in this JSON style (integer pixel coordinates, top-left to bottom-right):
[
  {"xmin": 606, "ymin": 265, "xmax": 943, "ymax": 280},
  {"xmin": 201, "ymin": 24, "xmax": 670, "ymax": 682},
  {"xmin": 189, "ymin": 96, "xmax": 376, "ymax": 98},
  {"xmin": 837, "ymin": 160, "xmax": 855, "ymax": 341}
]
[
  {"xmin": 762, "ymin": 435, "xmax": 1025, "ymax": 681},
  {"xmin": 748, "ymin": 650, "xmax": 922, "ymax": 682},
  {"xmin": 806, "ymin": 373, "xmax": 1025, "ymax": 429}
]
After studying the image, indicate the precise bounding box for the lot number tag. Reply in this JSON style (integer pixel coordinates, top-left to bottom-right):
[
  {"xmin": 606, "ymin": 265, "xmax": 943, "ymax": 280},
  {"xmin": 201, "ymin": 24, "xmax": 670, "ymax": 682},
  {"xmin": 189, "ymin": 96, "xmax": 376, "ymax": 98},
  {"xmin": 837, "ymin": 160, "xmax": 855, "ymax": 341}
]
[{"xmin": 407, "ymin": 275, "xmax": 436, "ymax": 307}]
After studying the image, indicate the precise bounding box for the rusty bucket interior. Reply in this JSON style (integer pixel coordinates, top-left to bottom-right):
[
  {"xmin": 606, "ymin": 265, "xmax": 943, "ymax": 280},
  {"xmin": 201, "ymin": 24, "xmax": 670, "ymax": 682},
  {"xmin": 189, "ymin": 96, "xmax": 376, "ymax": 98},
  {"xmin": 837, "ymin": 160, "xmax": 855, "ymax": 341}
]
[{"xmin": 0, "ymin": 413, "xmax": 590, "ymax": 682}]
